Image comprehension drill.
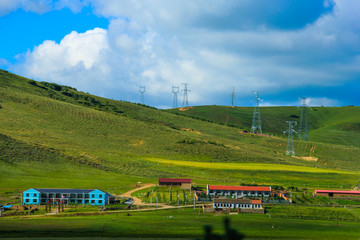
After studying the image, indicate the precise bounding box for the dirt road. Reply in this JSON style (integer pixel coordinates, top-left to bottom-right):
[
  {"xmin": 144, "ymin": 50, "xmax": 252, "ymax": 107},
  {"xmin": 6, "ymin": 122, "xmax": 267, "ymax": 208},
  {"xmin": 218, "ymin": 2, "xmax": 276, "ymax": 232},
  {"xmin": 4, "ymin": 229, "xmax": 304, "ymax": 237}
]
[{"xmin": 119, "ymin": 183, "xmax": 155, "ymax": 205}]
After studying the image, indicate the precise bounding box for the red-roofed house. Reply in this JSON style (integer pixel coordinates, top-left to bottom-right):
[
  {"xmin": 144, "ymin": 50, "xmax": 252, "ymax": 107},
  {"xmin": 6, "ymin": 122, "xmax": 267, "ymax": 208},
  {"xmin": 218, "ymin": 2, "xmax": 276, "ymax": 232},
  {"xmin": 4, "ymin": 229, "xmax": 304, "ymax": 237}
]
[
  {"xmin": 315, "ymin": 190, "xmax": 360, "ymax": 197},
  {"xmin": 158, "ymin": 178, "xmax": 192, "ymax": 190},
  {"xmin": 207, "ymin": 185, "xmax": 271, "ymax": 198}
]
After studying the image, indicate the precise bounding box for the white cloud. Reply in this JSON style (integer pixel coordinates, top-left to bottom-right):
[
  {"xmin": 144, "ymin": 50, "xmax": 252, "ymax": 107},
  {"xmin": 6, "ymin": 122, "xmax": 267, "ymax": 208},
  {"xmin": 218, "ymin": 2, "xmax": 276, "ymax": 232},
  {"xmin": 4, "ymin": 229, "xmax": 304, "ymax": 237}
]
[
  {"xmin": 0, "ymin": 0, "xmax": 87, "ymax": 16},
  {"xmin": 307, "ymin": 97, "xmax": 340, "ymax": 107},
  {"xmin": 13, "ymin": 28, "xmax": 109, "ymax": 91},
  {"xmin": 9, "ymin": 0, "xmax": 360, "ymax": 107}
]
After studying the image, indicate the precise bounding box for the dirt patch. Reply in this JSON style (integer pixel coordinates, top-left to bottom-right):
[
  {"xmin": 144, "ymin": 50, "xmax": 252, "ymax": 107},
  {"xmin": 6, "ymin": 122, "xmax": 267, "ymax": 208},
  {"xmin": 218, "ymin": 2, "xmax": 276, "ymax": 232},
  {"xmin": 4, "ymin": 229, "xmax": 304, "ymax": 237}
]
[
  {"xmin": 292, "ymin": 156, "xmax": 318, "ymax": 162},
  {"xmin": 129, "ymin": 139, "xmax": 144, "ymax": 146},
  {"xmin": 181, "ymin": 128, "xmax": 201, "ymax": 134},
  {"xmin": 179, "ymin": 107, "xmax": 193, "ymax": 111}
]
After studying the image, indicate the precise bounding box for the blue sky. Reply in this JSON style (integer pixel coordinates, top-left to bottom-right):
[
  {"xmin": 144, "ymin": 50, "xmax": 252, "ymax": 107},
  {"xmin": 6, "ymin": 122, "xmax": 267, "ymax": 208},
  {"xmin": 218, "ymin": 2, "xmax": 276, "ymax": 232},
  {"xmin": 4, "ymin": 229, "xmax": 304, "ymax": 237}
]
[{"xmin": 0, "ymin": 0, "xmax": 359, "ymax": 108}]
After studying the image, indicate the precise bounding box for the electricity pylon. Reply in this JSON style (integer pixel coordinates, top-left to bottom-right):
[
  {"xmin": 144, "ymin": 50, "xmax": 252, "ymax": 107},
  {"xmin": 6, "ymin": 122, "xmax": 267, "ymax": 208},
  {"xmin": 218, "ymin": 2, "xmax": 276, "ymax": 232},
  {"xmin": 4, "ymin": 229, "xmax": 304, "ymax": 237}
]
[
  {"xmin": 139, "ymin": 86, "xmax": 145, "ymax": 105},
  {"xmin": 251, "ymin": 91, "xmax": 262, "ymax": 134},
  {"xmin": 284, "ymin": 121, "xmax": 297, "ymax": 156},
  {"xmin": 172, "ymin": 86, "xmax": 179, "ymax": 109},
  {"xmin": 181, "ymin": 83, "xmax": 190, "ymax": 107},
  {"xmin": 231, "ymin": 87, "xmax": 235, "ymax": 106},
  {"xmin": 299, "ymin": 97, "xmax": 309, "ymax": 141}
]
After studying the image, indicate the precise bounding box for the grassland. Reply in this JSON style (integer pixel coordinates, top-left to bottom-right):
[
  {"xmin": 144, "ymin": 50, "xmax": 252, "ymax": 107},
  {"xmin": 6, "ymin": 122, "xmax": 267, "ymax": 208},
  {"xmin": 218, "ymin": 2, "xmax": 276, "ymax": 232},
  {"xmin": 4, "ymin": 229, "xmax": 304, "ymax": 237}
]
[
  {"xmin": 1, "ymin": 70, "xmax": 360, "ymax": 238},
  {"xmin": 1, "ymin": 69, "xmax": 360, "ymax": 194},
  {"xmin": 1, "ymin": 208, "xmax": 360, "ymax": 239},
  {"xmin": 166, "ymin": 105, "xmax": 360, "ymax": 148}
]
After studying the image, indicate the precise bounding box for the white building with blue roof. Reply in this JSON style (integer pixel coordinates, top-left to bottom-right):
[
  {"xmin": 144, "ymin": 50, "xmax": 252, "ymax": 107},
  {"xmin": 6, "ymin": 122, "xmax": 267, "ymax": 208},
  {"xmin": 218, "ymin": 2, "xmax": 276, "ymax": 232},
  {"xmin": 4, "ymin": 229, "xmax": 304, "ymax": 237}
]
[{"xmin": 22, "ymin": 188, "xmax": 113, "ymax": 206}]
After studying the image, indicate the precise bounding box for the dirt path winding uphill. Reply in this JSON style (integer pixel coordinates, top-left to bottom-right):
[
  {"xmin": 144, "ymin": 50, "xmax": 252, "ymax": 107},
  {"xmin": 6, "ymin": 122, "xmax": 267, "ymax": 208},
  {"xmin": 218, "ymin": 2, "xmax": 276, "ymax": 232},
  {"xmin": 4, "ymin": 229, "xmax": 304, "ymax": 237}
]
[{"xmin": 120, "ymin": 183, "xmax": 155, "ymax": 205}]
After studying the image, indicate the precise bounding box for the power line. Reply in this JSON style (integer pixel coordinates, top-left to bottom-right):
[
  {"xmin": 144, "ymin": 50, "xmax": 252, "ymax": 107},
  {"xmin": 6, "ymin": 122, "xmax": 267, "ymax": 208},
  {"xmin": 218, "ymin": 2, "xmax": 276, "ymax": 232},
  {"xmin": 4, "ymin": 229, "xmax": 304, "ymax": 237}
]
[
  {"xmin": 299, "ymin": 97, "xmax": 309, "ymax": 141},
  {"xmin": 284, "ymin": 121, "xmax": 297, "ymax": 156},
  {"xmin": 181, "ymin": 83, "xmax": 190, "ymax": 107},
  {"xmin": 251, "ymin": 91, "xmax": 263, "ymax": 134},
  {"xmin": 172, "ymin": 86, "xmax": 179, "ymax": 109},
  {"xmin": 139, "ymin": 86, "xmax": 145, "ymax": 105}
]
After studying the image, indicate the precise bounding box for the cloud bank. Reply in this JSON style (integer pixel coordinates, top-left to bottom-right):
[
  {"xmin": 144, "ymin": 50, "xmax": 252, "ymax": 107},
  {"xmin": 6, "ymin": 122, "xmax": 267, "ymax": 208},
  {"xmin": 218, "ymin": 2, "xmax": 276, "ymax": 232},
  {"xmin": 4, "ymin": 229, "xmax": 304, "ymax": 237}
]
[{"xmin": 6, "ymin": 0, "xmax": 360, "ymax": 107}]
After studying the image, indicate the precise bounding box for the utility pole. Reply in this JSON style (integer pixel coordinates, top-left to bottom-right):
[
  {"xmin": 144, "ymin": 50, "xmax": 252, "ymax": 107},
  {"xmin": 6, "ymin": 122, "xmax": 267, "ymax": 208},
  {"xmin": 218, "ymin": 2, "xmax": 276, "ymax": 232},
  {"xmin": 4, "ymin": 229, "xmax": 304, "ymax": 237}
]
[
  {"xmin": 251, "ymin": 91, "xmax": 263, "ymax": 134},
  {"xmin": 284, "ymin": 121, "xmax": 297, "ymax": 156},
  {"xmin": 172, "ymin": 86, "xmax": 179, "ymax": 109},
  {"xmin": 299, "ymin": 97, "xmax": 309, "ymax": 141},
  {"xmin": 181, "ymin": 83, "xmax": 190, "ymax": 107},
  {"xmin": 139, "ymin": 86, "xmax": 145, "ymax": 105},
  {"xmin": 231, "ymin": 87, "xmax": 235, "ymax": 107}
]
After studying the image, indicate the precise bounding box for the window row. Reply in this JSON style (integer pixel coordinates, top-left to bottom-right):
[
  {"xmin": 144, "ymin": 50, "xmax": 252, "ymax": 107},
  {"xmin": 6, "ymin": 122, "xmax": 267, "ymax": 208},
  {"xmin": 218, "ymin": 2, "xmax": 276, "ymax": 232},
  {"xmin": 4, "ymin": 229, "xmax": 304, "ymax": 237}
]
[{"xmin": 25, "ymin": 193, "xmax": 103, "ymax": 198}]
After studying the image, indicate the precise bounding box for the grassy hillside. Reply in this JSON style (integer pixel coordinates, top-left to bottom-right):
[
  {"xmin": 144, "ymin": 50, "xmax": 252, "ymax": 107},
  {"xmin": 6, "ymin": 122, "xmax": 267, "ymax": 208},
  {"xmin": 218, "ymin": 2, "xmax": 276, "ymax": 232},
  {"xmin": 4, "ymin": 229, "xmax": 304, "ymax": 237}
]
[
  {"xmin": 1, "ymin": 69, "xmax": 360, "ymax": 203},
  {"xmin": 166, "ymin": 105, "xmax": 360, "ymax": 148}
]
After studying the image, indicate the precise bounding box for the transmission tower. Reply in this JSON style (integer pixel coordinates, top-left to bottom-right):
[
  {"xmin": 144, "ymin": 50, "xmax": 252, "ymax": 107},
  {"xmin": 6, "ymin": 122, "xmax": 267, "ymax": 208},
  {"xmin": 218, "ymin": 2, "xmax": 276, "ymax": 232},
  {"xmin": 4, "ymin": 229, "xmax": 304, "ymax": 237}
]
[
  {"xmin": 251, "ymin": 91, "xmax": 263, "ymax": 134},
  {"xmin": 299, "ymin": 97, "xmax": 309, "ymax": 141},
  {"xmin": 231, "ymin": 87, "xmax": 235, "ymax": 106},
  {"xmin": 181, "ymin": 83, "xmax": 190, "ymax": 107},
  {"xmin": 284, "ymin": 121, "xmax": 297, "ymax": 156},
  {"xmin": 139, "ymin": 86, "xmax": 145, "ymax": 105},
  {"xmin": 172, "ymin": 86, "xmax": 179, "ymax": 108}
]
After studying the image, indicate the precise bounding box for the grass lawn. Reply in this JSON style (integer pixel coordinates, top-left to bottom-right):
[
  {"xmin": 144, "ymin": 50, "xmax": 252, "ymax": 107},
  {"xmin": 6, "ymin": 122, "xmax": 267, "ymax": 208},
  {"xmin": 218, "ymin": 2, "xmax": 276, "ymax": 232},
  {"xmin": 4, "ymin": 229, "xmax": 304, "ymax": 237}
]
[{"xmin": 1, "ymin": 208, "xmax": 360, "ymax": 239}]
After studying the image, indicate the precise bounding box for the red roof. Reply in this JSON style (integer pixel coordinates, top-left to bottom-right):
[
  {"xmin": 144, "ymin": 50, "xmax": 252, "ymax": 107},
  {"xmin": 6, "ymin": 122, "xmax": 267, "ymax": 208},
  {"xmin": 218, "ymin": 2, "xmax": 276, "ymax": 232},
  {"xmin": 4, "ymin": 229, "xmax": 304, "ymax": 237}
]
[
  {"xmin": 315, "ymin": 190, "xmax": 360, "ymax": 195},
  {"xmin": 158, "ymin": 178, "xmax": 192, "ymax": 183},
  {"xmin": 208, "ymin": 185, "xmax": 271, "ymax": 192},
  {"xmin": 251, "ymin": 200, "xmax": 262, "ymax": 204}
]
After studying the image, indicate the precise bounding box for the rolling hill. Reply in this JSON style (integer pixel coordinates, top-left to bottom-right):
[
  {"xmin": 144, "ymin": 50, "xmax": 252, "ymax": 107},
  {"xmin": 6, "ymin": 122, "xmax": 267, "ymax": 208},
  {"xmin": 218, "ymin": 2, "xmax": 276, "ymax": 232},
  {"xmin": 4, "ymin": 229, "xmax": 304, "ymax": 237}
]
[
  {"xmin": 0, "ymin": 69, "xmax": 359, "ymax": 202},
  {"xmin": 166, "ymin": 105, "xmax": 360, "ymax": 148}
]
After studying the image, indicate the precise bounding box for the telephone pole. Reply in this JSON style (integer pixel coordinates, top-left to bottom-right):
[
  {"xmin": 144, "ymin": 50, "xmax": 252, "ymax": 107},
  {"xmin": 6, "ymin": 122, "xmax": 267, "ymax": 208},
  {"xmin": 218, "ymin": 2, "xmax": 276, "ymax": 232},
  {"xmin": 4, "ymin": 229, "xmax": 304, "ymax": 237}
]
[
  {"xmin": 181, "ymin": 83, "xmax": 190, "ymax": 107},
  {"xmin": 299, "ymin": 97, "xmax": 309, "ymax": 141},
  {"xmin": 139, "ymin": 86, "xmax": 145, "ymax": 105},
  {"xmin": 251, "ymin": 91, "xmax": 263, "ymax": 134},
  {"xmin": 172, "ymin": 86, "xmax": 179, "ymax": 109},
  {"xmin": 284, "ymin": 121, "xmax": 297, "ymax": 156}
]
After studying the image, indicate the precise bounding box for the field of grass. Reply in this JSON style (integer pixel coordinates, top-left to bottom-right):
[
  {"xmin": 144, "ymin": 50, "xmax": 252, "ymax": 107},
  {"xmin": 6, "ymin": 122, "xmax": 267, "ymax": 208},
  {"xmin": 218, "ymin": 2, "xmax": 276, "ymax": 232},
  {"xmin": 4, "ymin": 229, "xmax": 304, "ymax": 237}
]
[
  {"xmin": 1, "ymin": 70, "xmax": 360, "ymax": 238},
  {"xmin": 166, "ymin": 105, "xmax": 360, "ymax": 148},
  {"xmin": 1, "ymin": 208, "xmax": 360, "ymax": 239}
]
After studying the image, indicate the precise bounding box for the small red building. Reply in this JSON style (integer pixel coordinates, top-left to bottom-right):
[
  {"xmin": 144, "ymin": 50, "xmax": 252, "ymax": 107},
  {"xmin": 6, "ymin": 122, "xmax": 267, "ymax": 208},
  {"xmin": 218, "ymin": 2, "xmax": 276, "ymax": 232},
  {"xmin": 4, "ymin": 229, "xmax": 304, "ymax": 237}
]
[
  {"xmin": 158, "ymin": 178, "xmax": 192, "ymax": 189},
  {"xmin": 315, "ymin": 190, "xmax": 360, "ymax": 197}
]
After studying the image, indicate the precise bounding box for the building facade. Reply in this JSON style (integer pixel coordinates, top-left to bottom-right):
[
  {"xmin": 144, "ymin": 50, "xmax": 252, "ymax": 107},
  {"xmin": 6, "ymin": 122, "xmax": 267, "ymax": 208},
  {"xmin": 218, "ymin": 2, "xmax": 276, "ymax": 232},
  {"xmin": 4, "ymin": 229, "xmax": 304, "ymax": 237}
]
[
  {"xmin": 22, "ymin": 188, "xmax": 113, "ymax": 206},
  {"xmin": 213, "ymin": 198, "xmax": 263, "ymax": 210},
  {"xmin": 207, "ymin": 185, "xmax": 271, "ymax": 198},
  {"xmin": 315, "ymin": 190, "xmax": 360, "ymax": 197},
  {"xmin": 158, "ymin": 178, "xmax": 192, "ymax": 190}
]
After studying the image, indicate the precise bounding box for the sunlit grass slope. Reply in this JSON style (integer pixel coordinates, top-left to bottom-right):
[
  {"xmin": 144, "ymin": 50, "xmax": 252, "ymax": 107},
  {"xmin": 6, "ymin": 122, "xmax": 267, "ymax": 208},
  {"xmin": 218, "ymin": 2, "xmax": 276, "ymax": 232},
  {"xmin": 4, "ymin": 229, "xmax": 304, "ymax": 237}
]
[
  {"xmin": 166, "ymin": 105, "xmax": 360, "ymax": 148},
  {"xmin": 0, "ymin": 69, "xmax": 359, "ymax": 200}
]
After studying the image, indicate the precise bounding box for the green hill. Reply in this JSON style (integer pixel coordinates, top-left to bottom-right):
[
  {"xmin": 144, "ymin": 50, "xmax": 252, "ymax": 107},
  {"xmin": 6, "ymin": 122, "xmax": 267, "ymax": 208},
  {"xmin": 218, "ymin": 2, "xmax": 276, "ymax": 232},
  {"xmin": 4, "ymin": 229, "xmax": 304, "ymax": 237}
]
[
  {"xmin": 166, "ymin": 105, "xmax": 360, "ymax": 148},
  {"xmin": 0, "ymin": 69, "xmax": 359, "ymax": 203}
]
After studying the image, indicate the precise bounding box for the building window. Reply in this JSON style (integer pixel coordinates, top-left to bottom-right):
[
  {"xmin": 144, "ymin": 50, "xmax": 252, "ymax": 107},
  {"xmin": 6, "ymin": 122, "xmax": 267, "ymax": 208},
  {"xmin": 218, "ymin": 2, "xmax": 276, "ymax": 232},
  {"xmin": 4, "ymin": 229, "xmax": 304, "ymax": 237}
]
[
  {"xmin": 33, "ymin": 199, "xmax": 37, "ymax": 203},
  {"xmin": 33, "ymin": 193, "xmax": 37, "ymax": 197},
  {"xmin": 25, "ymin": 199, "xmax": 29, "ymax": 203},
  {"xmin": 99, "ymin": 194, "xmax": 102, "ymax": 198},
  {"xmin": 91, "ymin": 200, "xmax": 95, "ymax": 204},
  {"xmin": 26, "ymin": 193, "xmax": 29, "ymax": 197},
  {"xmin": 99, "ymin": 200, "xmax": 103, "ymax": 204},
  {"xmin": 92, "ymin": 194, "xmax": 95, "ymax": 198}
]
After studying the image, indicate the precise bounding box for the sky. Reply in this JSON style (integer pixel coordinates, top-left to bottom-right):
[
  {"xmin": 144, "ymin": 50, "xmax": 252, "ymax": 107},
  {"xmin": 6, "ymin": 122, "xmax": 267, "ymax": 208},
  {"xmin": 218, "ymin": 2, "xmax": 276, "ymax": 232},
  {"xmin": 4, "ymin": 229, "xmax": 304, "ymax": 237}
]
[{"xmin": 0, "ymin": 0, "xmax": 359, "ymax": 108}]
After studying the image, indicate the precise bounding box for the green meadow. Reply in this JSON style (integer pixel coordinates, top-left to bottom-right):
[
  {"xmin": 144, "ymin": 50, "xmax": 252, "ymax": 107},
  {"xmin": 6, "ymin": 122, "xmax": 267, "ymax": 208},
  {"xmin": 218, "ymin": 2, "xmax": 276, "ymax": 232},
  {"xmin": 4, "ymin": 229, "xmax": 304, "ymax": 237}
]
[
  {"xmin": 1, "ymin": 69, "xmax": 360, "ymax": 238},
  {"xmin": 1, "ymin": 208, "xmax": 360, "ymax": 239}
]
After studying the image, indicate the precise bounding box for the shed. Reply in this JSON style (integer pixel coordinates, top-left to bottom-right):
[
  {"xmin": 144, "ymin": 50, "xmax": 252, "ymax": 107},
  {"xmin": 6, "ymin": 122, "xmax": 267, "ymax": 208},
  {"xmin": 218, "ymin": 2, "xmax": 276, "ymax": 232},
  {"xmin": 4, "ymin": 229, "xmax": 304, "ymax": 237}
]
[
  {"xmin": 315, "ymin": 190, "xmax": 360, "ymax": 197},
  {"xmin": 158, "ymin": 178, "xmax": 192, "ymax": 189}
]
